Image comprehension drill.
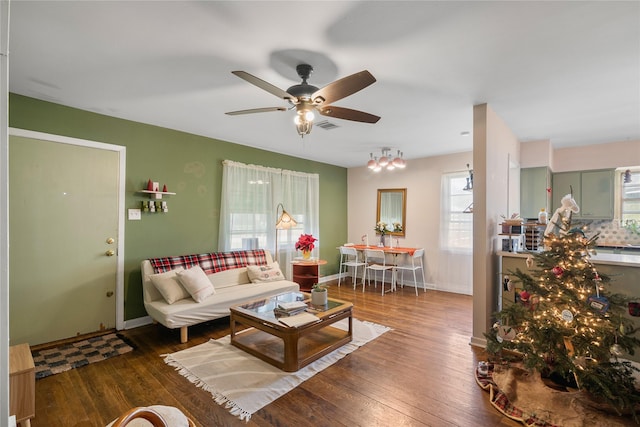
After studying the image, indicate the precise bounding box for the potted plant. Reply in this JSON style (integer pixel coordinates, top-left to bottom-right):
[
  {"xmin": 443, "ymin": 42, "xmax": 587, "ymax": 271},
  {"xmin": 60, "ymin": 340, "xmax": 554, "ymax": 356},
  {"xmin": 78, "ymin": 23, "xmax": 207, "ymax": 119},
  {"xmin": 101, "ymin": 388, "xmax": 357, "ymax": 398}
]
[
  {"xmin": 295, "ymin": 234, "xmax": 317, "ymax": 259},
  {"xmin": 310, "ymin": 283, "xmax": 328, "ymax": 306}
]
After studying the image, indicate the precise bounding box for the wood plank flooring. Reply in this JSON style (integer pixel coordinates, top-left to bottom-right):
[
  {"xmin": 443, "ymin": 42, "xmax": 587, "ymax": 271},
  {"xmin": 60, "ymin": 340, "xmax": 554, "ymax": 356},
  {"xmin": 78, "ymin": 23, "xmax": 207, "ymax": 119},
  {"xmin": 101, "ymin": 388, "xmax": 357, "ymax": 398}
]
[{"xmin": 27, "ymin": 281, "xmax": 553, "ymax": 426}]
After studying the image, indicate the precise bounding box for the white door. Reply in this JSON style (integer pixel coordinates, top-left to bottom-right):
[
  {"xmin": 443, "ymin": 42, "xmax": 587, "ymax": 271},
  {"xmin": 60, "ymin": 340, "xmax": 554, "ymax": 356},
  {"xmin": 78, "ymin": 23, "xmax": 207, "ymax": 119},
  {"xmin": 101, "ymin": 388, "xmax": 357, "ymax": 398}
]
[{"xmin": 9, "ymin": 130, "xmax": 124, "ymax": 346}]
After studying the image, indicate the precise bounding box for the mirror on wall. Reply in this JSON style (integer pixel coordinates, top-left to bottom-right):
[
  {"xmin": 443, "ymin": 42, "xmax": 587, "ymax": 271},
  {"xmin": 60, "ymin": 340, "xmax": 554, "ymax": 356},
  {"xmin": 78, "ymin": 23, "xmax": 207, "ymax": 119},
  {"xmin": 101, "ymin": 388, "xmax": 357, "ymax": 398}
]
[{"xmin": 376, "ymin": 188, "xmax": 407, "ymax": 236}]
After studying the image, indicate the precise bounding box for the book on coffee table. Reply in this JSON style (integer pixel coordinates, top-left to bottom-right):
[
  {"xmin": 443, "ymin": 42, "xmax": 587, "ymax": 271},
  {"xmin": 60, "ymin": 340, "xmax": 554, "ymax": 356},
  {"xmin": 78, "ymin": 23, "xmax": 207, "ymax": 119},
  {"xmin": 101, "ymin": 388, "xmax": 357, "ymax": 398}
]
[
  {"xmin": 278, "ymin": 312, "xmax": 320, "ymax": 328},
  {"xmin": 277, "ymin": 301, "xmax": 307, "ymax": 311}
]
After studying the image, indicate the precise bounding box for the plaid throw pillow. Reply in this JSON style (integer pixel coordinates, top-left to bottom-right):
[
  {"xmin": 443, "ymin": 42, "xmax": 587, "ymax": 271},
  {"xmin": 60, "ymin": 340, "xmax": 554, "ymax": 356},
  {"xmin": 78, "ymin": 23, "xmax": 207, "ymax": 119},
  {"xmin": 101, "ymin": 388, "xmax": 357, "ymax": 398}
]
[{"xmin": 149, "ymin": 249, "xmax": 268, "ymax": 274}]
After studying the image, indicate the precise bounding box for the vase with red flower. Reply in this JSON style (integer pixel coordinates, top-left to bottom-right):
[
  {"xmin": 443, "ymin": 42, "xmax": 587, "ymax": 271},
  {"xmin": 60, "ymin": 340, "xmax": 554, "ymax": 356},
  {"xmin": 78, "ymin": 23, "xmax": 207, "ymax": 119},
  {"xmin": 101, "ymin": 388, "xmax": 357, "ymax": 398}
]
[{"xmin": 295, "ymin": 234, "xmax": 317, "ymax": 259}]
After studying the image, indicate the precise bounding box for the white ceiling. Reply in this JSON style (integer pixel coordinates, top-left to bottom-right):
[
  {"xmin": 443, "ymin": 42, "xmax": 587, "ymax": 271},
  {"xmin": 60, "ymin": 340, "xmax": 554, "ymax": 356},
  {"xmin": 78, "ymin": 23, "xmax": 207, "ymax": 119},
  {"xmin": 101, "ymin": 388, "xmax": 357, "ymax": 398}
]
[{"xmin": 8, "ymin": 1, "xmax": 640, "ymax": 168}]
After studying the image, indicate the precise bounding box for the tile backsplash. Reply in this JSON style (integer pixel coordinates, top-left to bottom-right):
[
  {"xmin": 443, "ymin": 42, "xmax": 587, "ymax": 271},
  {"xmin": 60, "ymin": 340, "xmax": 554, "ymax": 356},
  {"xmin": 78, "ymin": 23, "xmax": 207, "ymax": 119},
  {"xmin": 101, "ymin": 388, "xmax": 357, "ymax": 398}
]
[{"xmin": 586, "ymin": 219, "xmax": 640, "ymax": 246}]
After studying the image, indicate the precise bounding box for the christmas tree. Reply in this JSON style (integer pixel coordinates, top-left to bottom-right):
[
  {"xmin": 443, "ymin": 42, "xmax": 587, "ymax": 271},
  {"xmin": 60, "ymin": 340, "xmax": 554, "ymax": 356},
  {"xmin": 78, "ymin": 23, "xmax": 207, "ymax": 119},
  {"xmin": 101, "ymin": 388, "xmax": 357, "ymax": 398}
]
[{"xmin": 486, "ymin": 194, "xmax": 640, "ymax": 415}]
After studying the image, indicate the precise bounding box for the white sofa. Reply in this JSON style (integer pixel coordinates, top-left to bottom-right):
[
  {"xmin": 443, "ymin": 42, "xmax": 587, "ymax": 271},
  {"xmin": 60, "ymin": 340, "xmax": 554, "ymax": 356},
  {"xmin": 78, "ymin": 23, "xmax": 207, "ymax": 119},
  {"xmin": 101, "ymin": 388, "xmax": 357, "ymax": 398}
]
[{"xmin": 141, "ymin": 249, "xmax": 299, "ymax": 342}]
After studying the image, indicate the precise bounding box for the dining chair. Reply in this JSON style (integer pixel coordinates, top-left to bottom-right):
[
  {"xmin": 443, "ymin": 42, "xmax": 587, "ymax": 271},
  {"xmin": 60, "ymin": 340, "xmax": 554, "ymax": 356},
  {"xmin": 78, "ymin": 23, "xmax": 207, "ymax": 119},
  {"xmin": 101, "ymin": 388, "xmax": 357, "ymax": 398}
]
[
  {"xmin": 395, "ymin": 248, "xmax": 426, "ymax": 295},
  {"xmin": 363, "ymin": 248, "xmax": 396, "ymax": 295},
  {"xmin": 338, "ymin": 246, "xmax": 367, "ymax": 289}
]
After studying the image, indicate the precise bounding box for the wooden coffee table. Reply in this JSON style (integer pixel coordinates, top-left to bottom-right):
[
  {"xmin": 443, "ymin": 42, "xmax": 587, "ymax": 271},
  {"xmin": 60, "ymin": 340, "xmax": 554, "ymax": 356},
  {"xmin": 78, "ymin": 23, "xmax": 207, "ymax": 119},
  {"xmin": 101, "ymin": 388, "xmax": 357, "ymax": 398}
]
[{"xmin": 230, "ymin": 292, "xmax": 353, "ymax": 372}]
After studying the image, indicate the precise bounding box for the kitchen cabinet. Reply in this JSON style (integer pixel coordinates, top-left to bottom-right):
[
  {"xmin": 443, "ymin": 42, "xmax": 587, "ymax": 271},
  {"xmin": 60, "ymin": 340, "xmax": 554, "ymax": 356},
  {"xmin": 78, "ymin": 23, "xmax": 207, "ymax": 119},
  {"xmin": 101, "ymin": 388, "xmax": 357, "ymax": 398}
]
[
  {"xmin": 552, "ymin": 169, "xmax": 614, "ymax": 219},
  {"xmin": 581, "ymin": 169, "xmax": 614, "ymax": 219},
  {"xmin": 520, "ymin": 167, "xmax": 550, "ymax": 220},
  {"xmin": 552, "ymin": 171, "xmax": 581, "ymax": 214}
]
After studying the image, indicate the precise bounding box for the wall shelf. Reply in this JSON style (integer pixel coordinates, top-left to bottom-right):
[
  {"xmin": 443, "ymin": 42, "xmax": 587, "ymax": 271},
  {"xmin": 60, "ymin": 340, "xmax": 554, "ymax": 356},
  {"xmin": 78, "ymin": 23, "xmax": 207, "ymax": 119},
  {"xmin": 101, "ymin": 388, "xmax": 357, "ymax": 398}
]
[{"xmin": 139, "ymin": 190, "xmax": 176, "ymax": 199}]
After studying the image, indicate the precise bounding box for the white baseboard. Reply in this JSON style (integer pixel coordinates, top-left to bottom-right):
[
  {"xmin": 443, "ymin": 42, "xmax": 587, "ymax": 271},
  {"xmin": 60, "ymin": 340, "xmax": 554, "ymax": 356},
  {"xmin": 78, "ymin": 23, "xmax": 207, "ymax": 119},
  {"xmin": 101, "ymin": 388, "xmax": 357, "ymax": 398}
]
[
  {"xmin": 123, "ymin": 315, "xmax": 153, "ymax": 330},
  {"xmin": 469, "ymin": 335, "xmax": 487, "ymax": 348}
]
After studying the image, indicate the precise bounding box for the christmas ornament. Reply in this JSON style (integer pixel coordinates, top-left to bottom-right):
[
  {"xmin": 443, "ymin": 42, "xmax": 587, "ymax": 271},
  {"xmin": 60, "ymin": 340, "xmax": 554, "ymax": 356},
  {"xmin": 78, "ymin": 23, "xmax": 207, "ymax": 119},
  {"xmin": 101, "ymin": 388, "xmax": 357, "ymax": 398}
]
[
  {"xmin": 561, "ymin": 309, "xmax": 574, "ymax": 323},
  {"xmin": 610, "ymin": 343, "xmax": 624, "ymax": 357},
  {"xmin": 568, "ymin": 227, "xmax": 586, "ymax": 237},
  {"xmin": 518, "ymin": 290, "xmax": 530, "ymax": 304},
  {"xmin": 552, "ymin": 266, "xmax": 564, "ymax": 277},
  {"xmin": 497, "ymin": 325, "xmax": 516, "ymax": 341},
  {"xmin": 629, "ymin": 302, "xmax": 640, "ymax": 317},
  {"xmin": 526, "ymin": 255, "xmax": 534, "ymax": 268},
  {"xmin": 477, "ymin": 361, "xmax": 490, "ymax": 377},
  {"xmin": 587, "ymin": 295, "xmax": 609, "ymax": 314}
]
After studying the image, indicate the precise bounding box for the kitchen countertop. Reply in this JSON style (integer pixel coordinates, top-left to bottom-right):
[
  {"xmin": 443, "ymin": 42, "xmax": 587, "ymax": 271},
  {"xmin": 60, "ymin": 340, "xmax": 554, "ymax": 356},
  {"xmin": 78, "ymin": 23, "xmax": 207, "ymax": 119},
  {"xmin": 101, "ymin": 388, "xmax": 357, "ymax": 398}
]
[{"xmin": 497, "ymin": 250, "xmax": 640, "ymax": 268}]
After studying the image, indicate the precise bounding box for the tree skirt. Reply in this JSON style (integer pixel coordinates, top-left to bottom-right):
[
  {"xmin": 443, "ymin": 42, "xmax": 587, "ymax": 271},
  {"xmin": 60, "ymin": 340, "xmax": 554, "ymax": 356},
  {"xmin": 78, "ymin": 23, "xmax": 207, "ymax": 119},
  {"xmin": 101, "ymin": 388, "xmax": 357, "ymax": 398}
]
[{"xmin": 475, "ymin": 363, "xmax": 636, "ymax": 427}]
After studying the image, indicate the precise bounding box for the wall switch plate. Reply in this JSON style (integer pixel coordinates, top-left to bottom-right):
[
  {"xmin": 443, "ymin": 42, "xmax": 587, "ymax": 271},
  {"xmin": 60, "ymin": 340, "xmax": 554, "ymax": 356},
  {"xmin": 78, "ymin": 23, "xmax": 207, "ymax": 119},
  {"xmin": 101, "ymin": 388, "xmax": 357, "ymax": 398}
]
[{"xmin": 128, "ymin": 208, "xmax": 142, "ymax": 220}]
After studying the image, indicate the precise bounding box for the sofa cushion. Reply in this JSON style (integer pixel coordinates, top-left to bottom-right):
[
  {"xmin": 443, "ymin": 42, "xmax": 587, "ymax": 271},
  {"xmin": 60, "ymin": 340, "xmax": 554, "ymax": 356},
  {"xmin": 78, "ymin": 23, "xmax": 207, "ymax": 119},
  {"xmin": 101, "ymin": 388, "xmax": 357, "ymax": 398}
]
[
  {"xmin": 177, "ymin": 266, "xmax": 216, "ymax": 302},
  {"xmin": 149, "ymin": 267, "xmax": 188, "ymax": 304},
  {"xmin": 144, "ymin": 280, "xmax": 300, "ymax": 329},
  {"xmin": 246, "ymin": 262, "xmax": 284, "ymax": 283},
  {"xmin": 208, "ymin": 267, "xmax": 250, "ymax": 289}
]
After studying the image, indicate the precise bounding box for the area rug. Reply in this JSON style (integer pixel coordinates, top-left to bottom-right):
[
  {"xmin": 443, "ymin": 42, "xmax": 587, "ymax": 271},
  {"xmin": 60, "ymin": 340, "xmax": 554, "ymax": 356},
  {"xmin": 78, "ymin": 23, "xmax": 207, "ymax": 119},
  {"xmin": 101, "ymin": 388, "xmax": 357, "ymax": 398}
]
[
  {"xmin": 163, "ymin": 318, "xmax": 390, "ymax": 421},
  {"xmin": 475, "ymin": 362, "xmax": 637, "ymax": 427},
  {"xmin": 32, "ymin": 332, "xmax": 134, "ymax": 380}
]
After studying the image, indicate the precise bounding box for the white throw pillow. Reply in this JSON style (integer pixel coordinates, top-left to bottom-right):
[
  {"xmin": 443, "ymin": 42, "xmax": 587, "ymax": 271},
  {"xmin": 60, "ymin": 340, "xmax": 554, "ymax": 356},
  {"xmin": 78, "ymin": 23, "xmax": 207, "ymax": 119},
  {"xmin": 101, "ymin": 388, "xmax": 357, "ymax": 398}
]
[
  {"xmin": 177, "ymin": 265, "xmax": 216, "ymax": 302},
  {"xmin": 246, "ymin": 262, "xmax": 284, "ymax": 283},
  {"xmin": 149, "ymin": 267, "xmax": 188, "ymax": 304}
]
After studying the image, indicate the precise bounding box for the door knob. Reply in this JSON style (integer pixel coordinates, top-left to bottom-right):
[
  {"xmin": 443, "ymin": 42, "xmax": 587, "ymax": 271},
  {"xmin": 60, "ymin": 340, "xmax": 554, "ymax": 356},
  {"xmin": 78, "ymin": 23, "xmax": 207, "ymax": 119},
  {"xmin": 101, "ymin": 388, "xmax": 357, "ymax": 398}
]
[
  {"xmin": 105, "ymin": 249, "xmax": 115, "ymax": 257},
  {"xmin": 106, "ymin": 237, "xmax": 115, "ymax": 244},
  {"xmin": 106, "ymin": 291, "xmax": 114, "ymax": 297}
]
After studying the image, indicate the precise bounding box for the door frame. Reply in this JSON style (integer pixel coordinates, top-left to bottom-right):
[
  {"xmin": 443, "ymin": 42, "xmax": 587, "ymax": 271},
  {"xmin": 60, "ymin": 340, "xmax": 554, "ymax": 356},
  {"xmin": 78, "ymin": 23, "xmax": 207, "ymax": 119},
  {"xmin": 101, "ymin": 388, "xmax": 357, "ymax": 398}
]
[{"xmin": 9, "ymin": 127, "xmax": 126, "ymax": 330}]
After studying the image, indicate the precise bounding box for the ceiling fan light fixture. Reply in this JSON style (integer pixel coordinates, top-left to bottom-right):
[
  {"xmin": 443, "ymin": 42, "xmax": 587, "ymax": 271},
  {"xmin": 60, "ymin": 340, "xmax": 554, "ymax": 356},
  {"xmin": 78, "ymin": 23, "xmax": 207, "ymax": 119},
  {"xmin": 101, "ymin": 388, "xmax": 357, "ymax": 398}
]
[{"xmin": 294, "ymin": 113, "xmax": 313, "ymax": 137}]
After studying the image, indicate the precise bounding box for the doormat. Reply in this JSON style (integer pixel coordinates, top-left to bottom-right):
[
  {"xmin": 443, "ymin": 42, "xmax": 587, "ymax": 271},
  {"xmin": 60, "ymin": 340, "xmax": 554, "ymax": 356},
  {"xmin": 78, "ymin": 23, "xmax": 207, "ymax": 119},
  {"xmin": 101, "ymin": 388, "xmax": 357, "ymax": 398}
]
[{"xmin": 32, "ymin": 332, "xmax": 134, "ymax": 380}]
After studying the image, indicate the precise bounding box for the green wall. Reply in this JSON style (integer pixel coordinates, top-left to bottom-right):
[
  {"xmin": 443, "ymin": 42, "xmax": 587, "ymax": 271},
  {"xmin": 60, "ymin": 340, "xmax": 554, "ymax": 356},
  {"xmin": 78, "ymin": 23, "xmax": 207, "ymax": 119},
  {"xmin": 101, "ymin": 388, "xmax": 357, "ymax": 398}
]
[{"xmin": 9, "ymin": 94, "xmax": 347, "ymax": 321}]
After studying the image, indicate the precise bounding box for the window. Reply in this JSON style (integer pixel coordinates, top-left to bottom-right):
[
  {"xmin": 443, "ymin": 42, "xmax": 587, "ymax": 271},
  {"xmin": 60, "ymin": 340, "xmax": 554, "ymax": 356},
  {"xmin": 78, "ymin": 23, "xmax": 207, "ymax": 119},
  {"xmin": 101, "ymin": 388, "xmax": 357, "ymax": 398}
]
[
  {"xmin": 218, "ymin": 161, "xmax": 319, "ymax": 274},
  {"xmin": 440, "ymin": 172, "xmax": 473, "ymax": 251},
  {"xmin": 620, "ymin": 169, "xmax": 640, "ymax": 226}
]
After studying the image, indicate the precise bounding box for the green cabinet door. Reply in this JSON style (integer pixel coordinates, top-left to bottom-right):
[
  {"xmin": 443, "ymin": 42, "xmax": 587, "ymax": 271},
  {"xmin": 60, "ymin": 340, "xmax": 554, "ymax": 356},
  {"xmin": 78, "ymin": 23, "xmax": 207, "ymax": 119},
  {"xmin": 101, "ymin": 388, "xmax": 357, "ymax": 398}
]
[
  {"xmin": 552, "ymin": 171, "xmax": 581, "ymax": 216},
  {"xmin": 581, "ymin": 169, "xmax": 614, "ymax": 219},
  {"xmin": 520, "ymin": 167, "xmax": 550, "ymax": 220},
  {"xmin": 552, "ymin": 169, "xmax": 614, "ymax": 220}
]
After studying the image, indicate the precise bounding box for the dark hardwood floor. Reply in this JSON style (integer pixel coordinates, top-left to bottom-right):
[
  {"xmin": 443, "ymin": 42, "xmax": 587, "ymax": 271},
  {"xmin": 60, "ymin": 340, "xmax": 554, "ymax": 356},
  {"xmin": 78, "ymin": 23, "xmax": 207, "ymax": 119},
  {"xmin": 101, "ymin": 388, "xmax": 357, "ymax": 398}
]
[{"xmin": 31, "ymin": 281, "xmax": 523, "ymax": 426}]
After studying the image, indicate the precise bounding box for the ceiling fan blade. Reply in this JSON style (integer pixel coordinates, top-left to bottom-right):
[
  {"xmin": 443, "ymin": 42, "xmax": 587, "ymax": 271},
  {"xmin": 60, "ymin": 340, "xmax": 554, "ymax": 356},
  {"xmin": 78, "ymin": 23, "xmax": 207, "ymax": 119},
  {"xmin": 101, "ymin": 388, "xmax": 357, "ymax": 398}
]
[
  {"xmin": 317, "ymin": 105, "xmax": 380, "ymax": 123},
  {"xmin": 225, "ymin": 107, "xmax": 288, "ymax": 116},
  {"xmin": 232, "ymin": 71, "xmax": 297, "ymax": 102},
  {"xmin": 312, "ymin": 70, "xmax": 376, "ymax": 106}
]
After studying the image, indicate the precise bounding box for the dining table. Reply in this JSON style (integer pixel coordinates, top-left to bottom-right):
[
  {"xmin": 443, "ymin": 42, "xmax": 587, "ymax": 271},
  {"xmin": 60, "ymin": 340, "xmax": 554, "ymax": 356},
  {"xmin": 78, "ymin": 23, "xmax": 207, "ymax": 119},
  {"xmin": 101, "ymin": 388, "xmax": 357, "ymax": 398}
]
[
  {"xmin": 345, "ymin": 245, "xmax": 419, "ymax": 292},
  {"xmin": 348, "ymin": 245, "xmax": 418, "ymax": 256}
]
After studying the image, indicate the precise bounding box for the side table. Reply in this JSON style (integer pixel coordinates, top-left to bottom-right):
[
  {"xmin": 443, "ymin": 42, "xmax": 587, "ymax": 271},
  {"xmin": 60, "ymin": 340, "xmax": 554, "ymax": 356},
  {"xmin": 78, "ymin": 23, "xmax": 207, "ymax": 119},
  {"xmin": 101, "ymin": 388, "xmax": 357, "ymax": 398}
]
[
  {"xmin": 10, "ymin": 343, "xmax": 35, "ymax": 427},
  {"xmin": 291, "ymin": 259, "xmax": 327, "ymax": 291}
]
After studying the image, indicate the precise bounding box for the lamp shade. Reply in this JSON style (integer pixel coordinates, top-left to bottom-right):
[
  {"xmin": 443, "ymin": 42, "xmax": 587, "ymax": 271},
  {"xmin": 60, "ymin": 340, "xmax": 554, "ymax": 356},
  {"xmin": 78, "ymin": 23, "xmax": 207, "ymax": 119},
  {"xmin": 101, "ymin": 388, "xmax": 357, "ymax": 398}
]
[
  {"xmin": 276, "ymin": 203, "xmax": 298, "ymax": 229},
  {"xmin": 367, "ymin": 153, "xmax": 377, "ymax": 169}
]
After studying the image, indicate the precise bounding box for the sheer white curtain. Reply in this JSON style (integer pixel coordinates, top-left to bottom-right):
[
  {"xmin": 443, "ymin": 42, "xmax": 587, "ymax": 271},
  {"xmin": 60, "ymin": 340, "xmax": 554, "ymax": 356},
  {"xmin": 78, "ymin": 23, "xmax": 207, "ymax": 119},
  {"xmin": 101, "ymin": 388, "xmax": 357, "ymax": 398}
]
[
  {"xmin": 218, "ymin": 160, "xmax": 319, "ymax": 279},
  {"xmin": 437, "ymin": 171, "xmax": 473, "ymax": 295}
]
